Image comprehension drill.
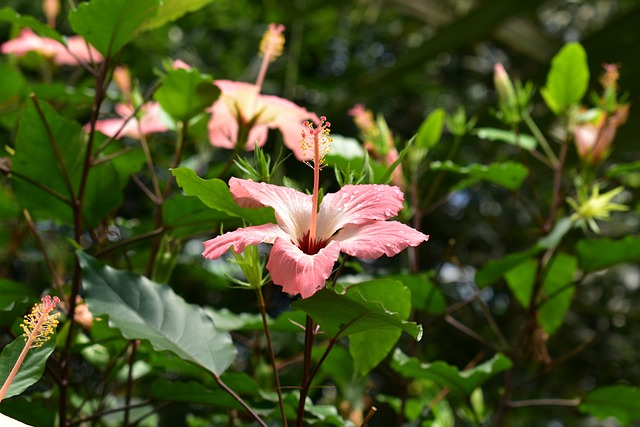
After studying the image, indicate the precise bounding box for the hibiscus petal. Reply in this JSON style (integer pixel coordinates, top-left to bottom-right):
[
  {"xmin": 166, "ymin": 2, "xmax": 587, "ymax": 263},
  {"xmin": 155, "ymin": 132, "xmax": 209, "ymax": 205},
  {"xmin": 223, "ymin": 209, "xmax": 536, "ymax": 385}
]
[
  {"xmin": 316, "ymin": 184, "xmax": 405, "ymax": 239},
  {"xmin": 334, "ymin": 221, "xmax": 428, "ymax": 259},
  {"xmin": 202, "ymin": 223, "xmax": 287, "ymax": 259},
  {"xmin": 260, "ymin": 94, "xmax": 320, "ymax": 160},
  {"xmin": 229, "ymin": 178, "xmax": 311, "ymax": 241},
  {"xmin": 267, "ymin": 238, "xmax": 341, "ymax": 298}
]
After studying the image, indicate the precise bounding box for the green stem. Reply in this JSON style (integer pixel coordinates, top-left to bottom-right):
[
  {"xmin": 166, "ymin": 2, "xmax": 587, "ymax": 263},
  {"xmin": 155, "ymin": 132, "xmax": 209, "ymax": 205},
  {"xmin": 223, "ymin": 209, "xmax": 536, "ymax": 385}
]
[{"xmin": 523, "ymin": 111, "xmax": 559, "ymax": 166}]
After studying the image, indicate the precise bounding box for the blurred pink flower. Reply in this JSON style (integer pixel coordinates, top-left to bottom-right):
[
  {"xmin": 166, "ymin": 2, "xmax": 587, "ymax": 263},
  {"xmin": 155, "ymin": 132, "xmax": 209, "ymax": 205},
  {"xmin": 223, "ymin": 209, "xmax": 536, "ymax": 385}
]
[
  {"xmin": 202, "ymin": 178, "xmax": 428, "ymax": 298},
  {"xmin": 573, "ymin": 105, "xmax": 629, "ymax": 165},
  {"xmin": 1, "ymin": 28, "xmax": 103, "ymax": 65},
  {"xmin": 207, "ymin": 80, "xmax": 318, "ymax": 160},
  {"xmin": 91, "ymin": 102, "xmax": 168, "ymax": 140}
]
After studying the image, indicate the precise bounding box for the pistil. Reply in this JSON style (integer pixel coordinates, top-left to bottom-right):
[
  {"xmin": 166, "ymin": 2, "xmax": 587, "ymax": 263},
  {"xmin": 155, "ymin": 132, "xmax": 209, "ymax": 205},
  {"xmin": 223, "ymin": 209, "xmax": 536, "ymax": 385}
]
[
  {"xmin": 256, "ymin": 23, "xmax": 285, "ymax": 90},
  {"xmin": 300, "ymin": 117, "xmax": 332, "ymax": 245}
]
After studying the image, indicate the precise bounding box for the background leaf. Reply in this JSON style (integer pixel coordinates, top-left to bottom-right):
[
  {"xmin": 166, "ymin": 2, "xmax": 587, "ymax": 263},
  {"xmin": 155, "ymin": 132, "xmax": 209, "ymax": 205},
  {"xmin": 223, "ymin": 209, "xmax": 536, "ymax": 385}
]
[
  {"xmin": 391, "ymin": 350, "xmax": 512, "ymax": 395},
  {"xmin": 474, "ymin": 127, "xmax": 537, "ymax": 151},
  {"xmin": 577, "ymin": 236, "xmax": 640, "ymax": 272},
  {"xmin": 78, "ymin": 251, "xmax": 236, "ymax": 376},
  {"xmin": 430, "ymin": 160, "xmax": 528, "ymax": 191},
  {"xmin": 541, "ymin": 42, "xmax": 589, "ymax": 114},
  {"xmin": 580, "ymin": 385, "xmax": 640, "ymax": 425},
  {"xmin": 415, "ymin": 108, "xmax": 445, "ymax": 149},
  {"xmin": 69, "ymin": 0, "xmax": 160, "ymax": 57},
  {"xmin": 155, "ymin": 67, "xmax": 219, "ymax": 122},
  {"xmin": 0, "ymin": 7, "xmax": 63, "ymax": 43},
  {"xmin": 538, "ymin": 253, "xmax": 577, "ymax": 335}
]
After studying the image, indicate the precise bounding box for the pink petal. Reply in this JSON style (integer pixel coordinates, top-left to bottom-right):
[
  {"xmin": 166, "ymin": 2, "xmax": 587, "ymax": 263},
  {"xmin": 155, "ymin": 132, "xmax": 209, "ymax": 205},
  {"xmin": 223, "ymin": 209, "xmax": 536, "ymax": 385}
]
[
  {"xmin": 334, "ymin": 221, "xmax": 429, "ymax": 259},
  {"xmin": 92, "ymin": 118, "xmax": 133, "ymax": 139},
  {"xmin": 316, "ymin": 184, "xmax": 405, "ymax": 239},
  {"xmin": 202, "ymin": 223, "xmax": 288, "ymax": 259},
  {"xmin": 267, "ymin": 238, "xmax": 341, "ymax": 298},
  {"xmin": 1, "ymin": 29, "xmax": 58, "ymax": 58},
  {"xmin": 54, "ymin": 35, "xmax": 103, "ymax": 65},
  {"xmin": 138, "ymin": 102, "xmax": 169, "ymax": 135},
  {"xmin": 260, "ymin": 94, "xmax": 320, "ymax": 160},
  {"xmin": 207, "ymin": 97, "xmax": 269, "ymax": 150},
  {"xmin": 229, "ymin": 178, "xmax": 311, "ymax": 241}
]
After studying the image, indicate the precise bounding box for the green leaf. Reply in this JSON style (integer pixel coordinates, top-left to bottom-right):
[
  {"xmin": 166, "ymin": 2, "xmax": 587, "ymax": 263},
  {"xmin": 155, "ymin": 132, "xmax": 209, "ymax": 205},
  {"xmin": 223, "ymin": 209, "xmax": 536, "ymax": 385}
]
[
  {"xmin": 12, "ymin": 103, "xmax": 145, "ymax": 226},
  {"xmin": 0, "ymin": 280, "xmax": 35, "ymax": 327},
  {"xmin": 171, "ymin": 167, "xmax": 275, "ymax": 225},
  {"xmin": 415, "ymin": 108, "xmax": 445, "ymax": 150},
  {"xmin": 539, "ymin": 253, "xmax": 577, "ymax": 335},
  {"xmin": 142, "ymin": 0, "xmax": 215, "ymax": 31},
  {"xmin": 150, "ymin": 379, "xmax": 243, "ymax": 409},
  {"xmin": 292, "ymin": 282, "xmax": 422, "ymax": 341},
  {"xmin": 541, "ymin": 42, "xmax": 589, "ymax": 115},
  {"xmin": 12, "ymin": 98, "xmax": 84, "ymax": 223},
  {"xmin": 0, "ymin": 7, "xmax": 64, "ymax": 43},
  {"xmin": 580, "ymin": 385, "xmax": 640, "ymax": 425},
  {"xmin": 155, "ymin": 67, "xmax": 219, "ymax": 122},
  {"xmin": 476, "ymin": 247, "xmax": 543, "ymax": 288},
  {"xmin": 430, "ymin": 160, "xmax": 528, "ymax": 191},
  {"xmin": 0, "ymin": 333, "xmax": 56, "ymax": 399},
  {"xmin": 474, "ymin": 127, "xmax": 537, "ymax": 151},
  {"xmin": 69, "ymin": 0, "xmax": 160, "ymax": 57},
  {"xmin": 348, "ymin": 279, "xmax": 412, "ymax": 376},
  {"xmin": 0, "ymin": 64, "xmax": 28, "ymax": 129},
  {"xmin": 389, "ymin": 272, "xmax": 446, "ymax": 314},
  {"xmin": 577, "ymin": 236, "xmax": 640, "ymax": 272},
  {"xmin": 391, "ymin": 350, "xmax": 512, "ymax": 395},
  {"xmin": 78, "ymin": 252, "xmax": 236, "ymax": 376},
  {"xmin": 163, "ymin": 195, "xmax": 232, "ymax": 237},
  {"xmin": 504, "ymin": 257, "xmax": 537, "ymax": 308}
]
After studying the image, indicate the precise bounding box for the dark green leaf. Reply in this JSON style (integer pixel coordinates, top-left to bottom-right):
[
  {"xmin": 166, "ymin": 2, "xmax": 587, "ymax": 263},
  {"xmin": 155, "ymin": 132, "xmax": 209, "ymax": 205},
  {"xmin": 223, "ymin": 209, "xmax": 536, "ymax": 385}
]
[
  {"xmin": 541, "ymin": 43, "xmax": 589, "ymax": 115},
  {"xmin": 475, "ymin": 247, "xmax": 542, "ymax": 288},
  {"xmin": 349, "ymin": 279, "xmax": 412, "ymax": 376},
  {"xmin": 0, "ymin": 280, "xmax": 35, "ymax": 327},
  {"xmin": 474, "ymin": 127, "xmax": 537, "ymax": 151},
  {"xmin": 78, "ymin": 251, "xmax": 236, "ymax": 376},
  {"xmin": 69, "ymin": 0, "xmax": 160, "ymax": 57},
  {"xmin": 150, "ymin": 379, "xmax": 243, "ymax": 409},
  {"xmin": 292, "ymin": 281, "xmax": 422, "ymax": 340},
  {"xmin": 171, "ymin": 167, "xmax": 275, "ymax": 225},
  {"xmin": 415, "ymin": 108, "xmax": 445, "ymax": 150},
  {"xmin": 580, "ymin": 385, "xmax": 640, "ymax": 425},
  {"xmin": 391, "ymin": 350, "xmax": 512, "ymax": 395},
  {"xmin": 142, "ymin": 0, "xmax": 215, "ymax": 31},
  {"xmin": 577, "ymin": 236, "xmax": 640, "ymax": 272},
  {"xmin": 430, "ymin": 160, "xmax": 528, "ymax": 191},
  {"xmin": 0, "ymin": 7, "xmax": 64, "ymax": 43},
  {"xmin": 155, "ymin": 67, "xmax": 219, "ymax": 122},
  {"xmin": 0, "ymin": 333, "xmax": 56, "ymax": 399},
  {"xmin": 0, "ymin": 64, "xmax": 28, "ymax": 129}
]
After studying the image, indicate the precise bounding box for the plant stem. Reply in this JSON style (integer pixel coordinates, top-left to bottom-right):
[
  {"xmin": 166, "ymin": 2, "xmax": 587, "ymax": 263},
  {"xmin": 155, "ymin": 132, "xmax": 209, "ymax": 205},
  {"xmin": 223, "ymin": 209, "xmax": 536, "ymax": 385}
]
[
  {"xmin": 295, "ymin": 315, "xmax": 315, "ymax": 427},
  {"xmin": 256, "ymin": 288, "xmax": 288, "ymax": 427},
  {"xmin": 508, "ymin": 398, "xmax": 580, "ymax": 408},
  {"xmin": 123, "ymin": 340, "xmax": 139, "ymax": 426},
  {"xmin": 523, "ymin": 111, "xmax": 559, "ymax": 166},
  {"xmin": 213, "ymin": 374, "xmax": 269, "ymax": 427}
]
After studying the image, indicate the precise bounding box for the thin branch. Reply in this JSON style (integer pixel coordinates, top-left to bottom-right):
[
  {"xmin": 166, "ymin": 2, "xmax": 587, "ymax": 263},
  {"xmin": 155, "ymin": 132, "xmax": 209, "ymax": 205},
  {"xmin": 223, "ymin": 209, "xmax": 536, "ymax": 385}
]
[
  {"xmin": 123, "ymin": 340, "xmax": 140, "ymax": 426},
  {"xmin": 444, "ymin": 314, "xmax": 500, "ymax": 351},
  {"xmin": 360, "ymin": 406, "xmax": 377, "ymax": 427},
  {"xmin": 68, "ymin": 400, "xmax": 156, "ymax": 426},
  {"xmin": 93, "ymin": 227, "xmax": 165, "ymax": 257},
  {"xmin": 9, "ymin": 169, "xmax": 72, "ymax": 206},
  {"xmin": 508, "ymin": 398, "xmax": 580, "ymax": 408},
  {"xmin": 213, "ymin": 374, "xmax": 268, "ymax": 427}
]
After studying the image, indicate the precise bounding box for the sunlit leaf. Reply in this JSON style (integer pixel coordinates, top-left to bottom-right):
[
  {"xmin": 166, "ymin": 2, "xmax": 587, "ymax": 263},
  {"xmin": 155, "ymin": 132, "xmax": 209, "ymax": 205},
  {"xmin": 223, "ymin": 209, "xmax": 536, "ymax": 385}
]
[
  {"xmin": 580, "ymin": 385, "xmax": 640, "ymax": 425},
  {"xmin": 69, "ymin": 0, "xmax": 160, "ymax": 57},
  {"xmin": 541, "ymin": 43, "xmax": 589, "ymax": 115},
  {"xmin": 430, "ymin": 160, "xmax": 528, "ymax": 191},
  {"xmin": 415, "ymin": 108, "xmax": 445, "ymax": 150},
  {"xmin": 348, "ymin": 279, "xmax": 412, "ymax": 376},
  {"xmin": 171, "ymin": 167, "xmax": 275, "ymax": 225},
  {"xmin": 539, "ymin": 253, "xmax": 577, "ymax": 335},
  {"xmin": 292, "ymin": 282, "xmax": 422, "ymax": 341},
  {"xmin": 474, "ymin": 127, "xmax": 537, "ymax": 151},
  {"xmin": 155, "ymin": 67, "xmax": 219, "ymax": 122},
  {"xmin": 78, "ymin": 252, "xmax": 236, "ymax": 376},
  {"xmin": 505, "ymin": 257, "xmax": 537, "ymax": 308},
  {"xmin": 476, "ymin": 247, "xmax": 542, "ymax": 288},
  {"xmin": 0, "ymin": 333, "xmax": 56, "ymax": 399},
  {"xmin": 142, "ymin": 0, "xmax": 216, "ymax": 31},
  {"xmin": 0, "ymin": 7, "xmax": 63, "ymax": 43},
  {"xmin": 389, "ymin": 272, "xmax": 446, "ymax": 314}
]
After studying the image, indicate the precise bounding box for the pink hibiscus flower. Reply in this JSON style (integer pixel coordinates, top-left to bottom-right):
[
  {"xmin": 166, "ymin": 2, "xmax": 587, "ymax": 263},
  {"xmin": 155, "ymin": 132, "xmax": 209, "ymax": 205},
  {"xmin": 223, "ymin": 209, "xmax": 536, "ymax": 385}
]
[
  {"xmin": 1, "ymin": 28, "xmax": 103, "ymax": 65},
  {"xmin": 203, "ymin": 118, "xmax": 428, "ymax": 298},
  {"xmin": 208, "ymin": 80, "xmax": 319, "ymax": 159},
  {"xmin": 91, "ymin": 102, "xmax": 169, "ymax": 140}
]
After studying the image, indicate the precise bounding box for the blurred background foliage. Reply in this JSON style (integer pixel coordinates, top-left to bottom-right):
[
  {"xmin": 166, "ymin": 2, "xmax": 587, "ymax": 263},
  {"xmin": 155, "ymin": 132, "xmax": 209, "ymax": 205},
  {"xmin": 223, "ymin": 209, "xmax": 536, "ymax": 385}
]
[{"xmin": 1, "ymin": 0, "xmax": 639, "ymax": 426}]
